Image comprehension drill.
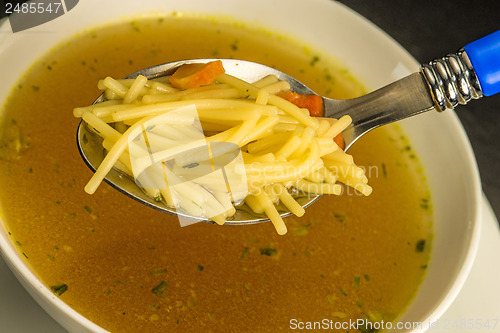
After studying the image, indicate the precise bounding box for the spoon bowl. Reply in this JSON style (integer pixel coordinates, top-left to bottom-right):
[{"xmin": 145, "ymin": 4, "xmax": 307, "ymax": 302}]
[{"xmin": 77, "ymin": 59, "xmax": 324, "ymax": 225}]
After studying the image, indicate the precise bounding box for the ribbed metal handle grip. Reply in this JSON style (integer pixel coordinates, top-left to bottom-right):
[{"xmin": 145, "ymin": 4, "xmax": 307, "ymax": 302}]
[
  {"xmin": 421, "ymin": 30, "xmax": 500, "ymax": 111},
  {"xmin": 421, "ymin": 50, "xmax": 482, "ymax": 111}
]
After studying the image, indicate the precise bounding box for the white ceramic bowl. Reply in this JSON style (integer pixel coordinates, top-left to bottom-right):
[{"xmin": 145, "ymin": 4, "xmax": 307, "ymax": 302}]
[{"xmin": 0, "ymin": 0, "xmax": 482, "ymax": 332}]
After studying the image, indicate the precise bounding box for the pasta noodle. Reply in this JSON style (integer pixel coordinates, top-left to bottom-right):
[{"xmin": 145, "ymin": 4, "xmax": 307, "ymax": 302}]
[{"xmin": 74, "ymin": 63, "xmax": 371, "ymax": 235}]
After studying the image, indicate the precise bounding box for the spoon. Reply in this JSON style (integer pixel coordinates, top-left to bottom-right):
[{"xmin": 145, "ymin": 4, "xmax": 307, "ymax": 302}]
[{"xmin": 77, "ymin": 30, "xmax": 500, "ymax": 225}]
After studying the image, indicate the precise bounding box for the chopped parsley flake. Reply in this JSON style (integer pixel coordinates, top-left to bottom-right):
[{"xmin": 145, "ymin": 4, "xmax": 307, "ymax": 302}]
[
  {"xmin": 241, "ymin": 247, "xmax": 249, "ymax": 259},
  {"xmin": 149, "ymin": 268, "xmax": 167, "ymax": 275},
  {"xmin": 353, "ymin": 276, "xmax": 360, "ymax": 288},
  {"xmin": 152, "ymin": 281, "xmax": 167, "ymax": 296},
  {"xmin": 154, "ymin": 193, "xmax": 164, "ymax": 202},
  {"xmin": 51, "ymin": 284, "xmax": 68, "ymax": 296},
  {"xmin": 382, "ymin": 163, "xmax": 387, "ymax": 177},
  {"xmin": 293, "ymin": 223, "xmax": 311, "ymax": 236},
  {"xmin": 259, "ymin": 246, "xmax": 277, "ymax": 256},
  {"xmin": 334, "ymin": 213, "xmax": 346, "ymax": 224},
  {"xmin": 183, "ymin": 162, "xmax": 199, "ymax": 168},
  {"xmin": 420, "ymin": 198, "xmax": 430, "ymax": 210},
  {"xmin": 131, "ymin": 21, "xmax": 140, "ymax": 32},
  {"xmin": 415, "ymin": 239, "xmax": 426, "ymax": 252},
  {"xmin": 310, "ymin": 55, "xmax": 320, "ymax": 66},
  {"xmin": 149, "ymin": 304, "xmax": 161, "ymax": 310}
]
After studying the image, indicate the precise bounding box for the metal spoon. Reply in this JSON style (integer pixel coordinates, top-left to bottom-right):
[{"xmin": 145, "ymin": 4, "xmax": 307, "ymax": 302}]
[{"xmin": 77, "ymin": 30, "xmax": 500, "ymax": 225}]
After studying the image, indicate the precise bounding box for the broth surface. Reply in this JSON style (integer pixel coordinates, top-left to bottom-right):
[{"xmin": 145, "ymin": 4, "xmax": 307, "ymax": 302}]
[{"xmin": 0, "ymin": 15, "xmax": 432, "ymax": 332}]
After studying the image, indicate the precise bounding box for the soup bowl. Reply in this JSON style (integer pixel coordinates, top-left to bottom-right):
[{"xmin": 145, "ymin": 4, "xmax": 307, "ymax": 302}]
[{"xmin": 0, "ymin": 0, "xmax": 481, "ymax": 332}]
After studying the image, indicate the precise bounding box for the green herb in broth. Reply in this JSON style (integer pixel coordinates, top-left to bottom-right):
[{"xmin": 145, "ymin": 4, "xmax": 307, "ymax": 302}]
[
  {"xmin": 0, "ymin": 14, "xmax": 432, "ymax": 333},
  {"xmin": 51, "ymin": 283, "xmax": 69, "ymax": 296}
]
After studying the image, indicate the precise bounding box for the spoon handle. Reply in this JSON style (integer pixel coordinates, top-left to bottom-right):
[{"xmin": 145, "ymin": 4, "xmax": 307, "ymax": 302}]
[
  {"xmin": 326, "ymin": 30, "xmax": 500, "ymax": 150},
  {"xmin": 463, "ymin": 30, "xmax": 500, "ymax": 96}
]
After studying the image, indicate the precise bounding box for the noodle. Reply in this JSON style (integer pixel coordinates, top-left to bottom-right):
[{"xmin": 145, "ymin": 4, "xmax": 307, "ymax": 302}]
[{"xmin": 74, "ymin": 62, "xmax": 371, "ymax": 234}]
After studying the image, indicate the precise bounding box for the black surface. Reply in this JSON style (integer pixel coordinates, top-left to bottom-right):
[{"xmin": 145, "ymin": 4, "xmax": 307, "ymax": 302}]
[{"xmin": 336, "ymin": 0, "xmax": 500, "ymax": 222}]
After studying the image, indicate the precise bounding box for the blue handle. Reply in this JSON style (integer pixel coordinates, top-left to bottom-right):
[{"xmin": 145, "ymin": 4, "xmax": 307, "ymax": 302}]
[{"xmin": 463, "ymin": 30, "xmax": 500, "ymax": 96}]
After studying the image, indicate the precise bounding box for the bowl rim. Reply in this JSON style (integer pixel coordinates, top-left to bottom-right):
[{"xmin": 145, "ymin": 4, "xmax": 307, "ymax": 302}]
[{"xmin": 0, "ymin": 0, "xmax": 482, "ymax": 332}]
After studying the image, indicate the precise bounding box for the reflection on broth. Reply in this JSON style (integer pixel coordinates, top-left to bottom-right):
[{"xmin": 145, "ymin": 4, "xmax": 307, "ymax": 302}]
[{"xmin": 0, "ymin": 14, "xmax": 432, "ymax": 332}]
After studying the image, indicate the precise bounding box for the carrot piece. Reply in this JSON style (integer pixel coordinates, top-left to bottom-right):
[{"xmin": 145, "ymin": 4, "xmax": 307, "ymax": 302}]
[
  {"xmin": 333, "ymin": 133, "xmax": 345, "ymax": 150},
  {"xmin": 279, "ymin": 91, "xmax": 345, "ymax": 149},
  {"xmin": 277, "ymin": 91, "xmax": 324, "ymax": 117},
  {"xmin": 169, "ymin": 60, "xmax": 226, "ymax": 90}
]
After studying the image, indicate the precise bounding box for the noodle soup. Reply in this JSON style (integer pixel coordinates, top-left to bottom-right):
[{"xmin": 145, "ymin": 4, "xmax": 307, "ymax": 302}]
[{"xmin": 0, "ymin": 14, "xmax": 432, "ymax": 332}]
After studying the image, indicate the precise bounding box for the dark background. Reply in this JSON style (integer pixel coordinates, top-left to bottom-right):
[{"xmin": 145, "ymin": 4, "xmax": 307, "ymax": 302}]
[
  {"xmin": 1, "ymin": 0, "xmax": 499, "ymax": 221},
  {"xmin": 335, "ymin": 0, "xmax": 500, "ymax": 222}
]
